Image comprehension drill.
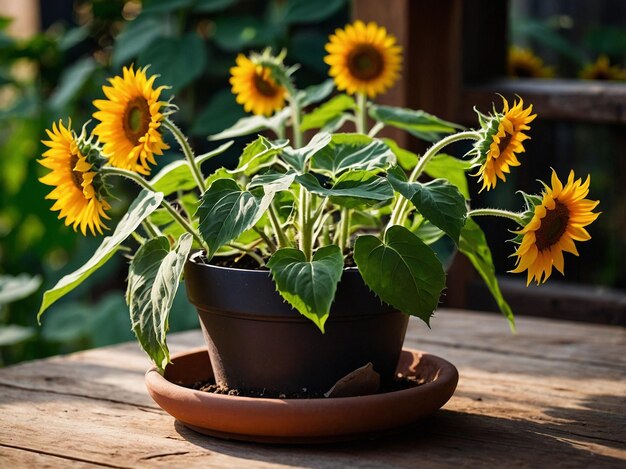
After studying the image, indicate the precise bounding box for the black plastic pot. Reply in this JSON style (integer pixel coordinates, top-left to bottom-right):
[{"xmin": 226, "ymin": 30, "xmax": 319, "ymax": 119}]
[{"xmin": 184, "ymin": 251, "xmax": 409, "ymax": 395}]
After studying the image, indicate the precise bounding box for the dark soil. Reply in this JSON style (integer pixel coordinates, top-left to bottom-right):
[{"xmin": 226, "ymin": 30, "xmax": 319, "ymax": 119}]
[
  {"xmin": 185, "ymin": 375, "xmax": 423, "ymax": 399},
  {"xmin": 198, "ymin": 250, "xmax": 358, "ymax": 271}
]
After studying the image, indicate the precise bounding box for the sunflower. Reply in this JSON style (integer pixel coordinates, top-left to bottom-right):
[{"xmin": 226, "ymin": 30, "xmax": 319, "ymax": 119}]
[
  {"xmin": 508, "ymin": 46, "xmax": 554, "ymax": 79},
  {"xmin": 474, "ymin": 97, "xmax": 537, "ymax": 192},
  {"xmin": 40, "ymin": 120, "xmax": 110, "ymax": 236},
  {"xmin": 230, "ymin": 54, "xmax": 287, "ymax": 116},
  {"xmin": 93, "ymin": 66, "xmax": 169, "ymax": 175},
  {"xmin": 511, "ymin": 170, "xmax": 600, "ymax": 285},
  {"xmin": 324, "ymin": 20, "xmax": 402, "ymax": 98},
  {"xmin": 579, "ymin": 55, "xmax": 626, "ymax": 81}
]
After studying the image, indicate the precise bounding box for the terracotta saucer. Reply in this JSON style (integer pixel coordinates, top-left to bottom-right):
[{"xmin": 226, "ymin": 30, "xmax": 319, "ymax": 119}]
[{"xmin": 145, "ymin": 347, "xmax": 459, "ymax": 444}]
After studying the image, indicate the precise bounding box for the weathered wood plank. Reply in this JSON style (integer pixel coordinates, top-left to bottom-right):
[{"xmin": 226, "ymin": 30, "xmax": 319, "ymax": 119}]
[
  {"xmin": 461, "ymin": 79, "xmax": 626, "ymax": 124},
  {"xmin": 0, "ymin": 310, "xmax": 624, "ymax": 468}
]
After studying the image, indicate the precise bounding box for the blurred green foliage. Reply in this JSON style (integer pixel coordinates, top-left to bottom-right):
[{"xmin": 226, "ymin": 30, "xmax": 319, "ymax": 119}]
[{"xmin": 0, "ymin": 0, "xmax": 349, "ymax": 366}]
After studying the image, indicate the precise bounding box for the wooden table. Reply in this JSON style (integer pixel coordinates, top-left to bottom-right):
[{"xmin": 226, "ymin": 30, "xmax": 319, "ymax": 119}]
[{"xmin": 1, "ymin": 309, "xmax": 625, "ymax": 468}]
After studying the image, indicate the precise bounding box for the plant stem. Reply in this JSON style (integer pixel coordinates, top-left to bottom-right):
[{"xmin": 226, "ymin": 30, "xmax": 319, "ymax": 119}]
[
  {"xmin": 389, "ymin": 130, "xmax": 481, "ymax": 228},
  {"xmin": 356, "ymin": 92, "xmax": 368, "ymax": 134},
  {"xmin": 267, "ymin": 203, "xmax": 289, "ymax": 249},
  {"xmin": 226, "ymin": 242, "xmax": 265, "ymax": 266},
  {"xmin": 163, "ymin": 118, "xmax": 207, "ymax": 193},
  {"xmin": 338, "ymin": 207, "xmax": 352, "ymax": 253},
  {"xmin": 468, "ymin": 208, "xmax": 525, "ymax": 225},
  {"xmin": 253, "ymin": 227, "xmax": 277, "ymax": 253},
  {"xmin": 101, "ymin": 166, "xmax": 206, "ymax": 249},
  {"xmin": 289, "ymin": 96, "xmax": 313, "ymax": 260}
]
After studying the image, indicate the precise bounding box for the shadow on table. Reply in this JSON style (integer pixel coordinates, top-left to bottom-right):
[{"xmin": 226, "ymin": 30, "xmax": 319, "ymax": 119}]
[
  {"xmin": 174, "ymin": 408, "xmax": 623, "ymax": 467},
  {"xmin": 543, "ymin": 393, "xmax": 626, "ymax": 451}
]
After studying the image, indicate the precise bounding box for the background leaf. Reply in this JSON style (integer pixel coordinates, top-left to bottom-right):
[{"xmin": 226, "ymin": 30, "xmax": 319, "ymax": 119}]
[
  {"xmin": 459, "ymin": 218, "xmax": 515, "ymax": 330},
  {"xmin": 267, "ymin": 245, "xmax": 343, "ymax": 332},
  {"xmin": 282, "ymin": 0, "xmax": 346, "ymax": 24},
  {"xmin": 138, "ymin": 33, "xmax": 206, "ymax": 92},
  {"xmin": 354, "ymin": 225, "xmax": 445, "ymax": 324},
  {"xmin": 0, "ymin": 274, "xmax": 41, "ymax": 304},
  {"xmin": 112, "ymin": 17, "xmax": 164, "ymax": 67}
]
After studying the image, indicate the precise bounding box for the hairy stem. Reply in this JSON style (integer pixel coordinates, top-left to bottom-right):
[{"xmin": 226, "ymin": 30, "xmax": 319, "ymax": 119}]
[
  {"xmin": 101, "ymin": 166, "xmax": 205, "ymax": 249},
  {"xmin": 356, "ymin": 92, "xmax": 368, "ymax": 134},
  {"xmin": 389, "ymin": 130, "xmax": 481, "ymax": 228},
  {"xmin": 163, "ymin": 118, "xmax": 206, "ymax": 193},
  {"xmin": 468, "ymin": 208, "xmax": 525, "ymax": 225}
]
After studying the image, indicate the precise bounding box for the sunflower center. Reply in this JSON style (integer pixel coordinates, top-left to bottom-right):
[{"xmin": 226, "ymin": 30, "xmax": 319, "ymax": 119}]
[
  {"xmin": 123, "ymin": 96, "xmax": 151, "ymax": 145},
  {"xmin": 497, "ymin": 131, "xmax": 513, "ymax": 156},
  {"xmin": 347, "ymin": 45, "xmax": 384, "ymax": 81},
  {"xmin": 536, "ymin": 200, "xmax": 570, "ymax": 251},
  {"xmin": 69, "ymin": 153, "xmax": 84, "ymax": 190},
  {"xmin": 253, "ymin": 73, "xmax": 280, "ymax": 98}
]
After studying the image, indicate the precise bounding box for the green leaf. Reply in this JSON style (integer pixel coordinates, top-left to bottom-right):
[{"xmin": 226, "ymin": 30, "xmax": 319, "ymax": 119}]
[
  {"xmin": 190, "ymin": 88, "xmax": 246, "ymax": 136},
  {"xmin": 354, "ymin": 226, "xmax": 445, "ymax": 324},
  {"xmin": 149, "ymin": 141, "xmax": 233, "ymax": 195},
  {"xmin": 282, "ymin": 132, "xmax": 331, "ymax": 172},
  {"xmin": 138, "ymin": 33, "xmax": 206, "ymax": 92},
  {"xmin": 0, "ymin": 325, "xmax": 34, "ymax": 346},
  {"xmin": 310, "ymin": 133, "xmax": 395, "ymax": 179},
  {"xmin": 209, "ymin": 108, "xmax": 290, "ymax": 140},
  {"xmin": 248, "ymin": 170, "xmax": 296, "ymax": 192},
  {"xmin": 300, "ymin": 94, "xmax": 356, "ymax": 132},
  {"xmin": 127, "ymin": 233, "xmax": 193, "ymax": 371},
  {"xmin": 289, "ymin": 31, "xmax": 331, "ymax": 74},
  {"xmin": 0, "ymin": 274, "xmax": 41, "ymax": 304},
  {"xmin": 330, "ymin": 170, "xmax": 394, "ymax": 208},
  {"xmin": 194, "ymin": 0, "xmax": 236, "ymax": 13},
  {"xmin": 297, "ymin": 79, "xmax": 334, "ymax": 108},
  {"xmin": 296, "ymin": 171, "xmax": 393, "ymax": 208},
  {"xmin": 282, "ymin": 0, "xmax": 345, "ymax": 24},
  {"xmin": 59, "ymin": 26, "xmax": 89, "ymax": 51},
  {"xmin": 48, "ymin": 57, "xmax": 96, "ymax": 110},
  {"xmin": 233, "ymin": 136, "xmax": 288, "ymax": 176},
  {"xmin": 267, "ymin": 245, "xmax": 343, "ymax": 332},
  {"xmin": 460, "ymin": 218, "xmax": 515, "ymax": 330},
  {"xmin": 369, "ymin": 105, "xmax": 462, "ymax": 142},
  {"xmin": 411, "ymin": 217, "xmax": 445, "ymax": 245},
  {"xmin": 112, "ymin": 17, "xmax": 163, "ymax": 67},
  {"xmin": 423, "ymin": 153, "xmax": 472, "ymax": 199},
  {"xmin": 382, "ymin": 138, "xmax": 419, "ymax": 171},
  {"xmin": 388, "ymin": 168, "xmax": 467, "ymax": 244},
  {"xmin": 197, "ymin": 179, "xmax": 275, "ymax": 256},
  {"xmin": 38, "ymin": 190, "xmax": 163, "ymax": 321}
]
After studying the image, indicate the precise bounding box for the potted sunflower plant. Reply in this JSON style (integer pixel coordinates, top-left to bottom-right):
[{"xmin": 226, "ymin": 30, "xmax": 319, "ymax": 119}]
[{"xmin": 37, "ymin": 20, "xmax": 599, "ymax": 423}]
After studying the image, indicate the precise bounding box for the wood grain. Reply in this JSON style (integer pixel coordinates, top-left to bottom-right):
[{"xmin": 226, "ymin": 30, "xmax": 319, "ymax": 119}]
[{"xmin": 1, "ymin": 309, "xmax": 625, "ymax": 468}]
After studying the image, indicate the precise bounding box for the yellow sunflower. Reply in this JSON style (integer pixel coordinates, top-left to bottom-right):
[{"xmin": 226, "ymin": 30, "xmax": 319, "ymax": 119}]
[
  {"xmin": 476, "ymin": 97, "xmax": 537, "ymax": 192},
  {"xmin": 324, "ymin": 20, "xmax": 402, "ymax": 98},
  {"xmin": 40, "ymin": 120, "xmax": 111, "ymax": 236},
  {"xmin": 508, "ymin": 46, "xmax": 554, "ymax": 78},
  {"xmin": 230, "ymin": 54, "xmax": 287, "ymax": 116},
  {"xmin": 511, "ymin": 170, "xmax": 600, "ymax": 285},
  {"xmin": 579, "ymin": 55, "xmax": 626, "ymax": 81},
  {"xmin": 93, "ymin": 65, "xmax": 169, "ymax": 175}
]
